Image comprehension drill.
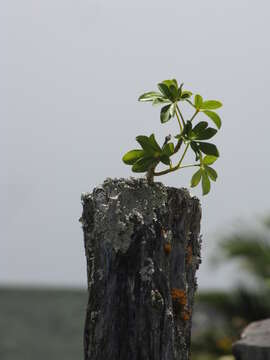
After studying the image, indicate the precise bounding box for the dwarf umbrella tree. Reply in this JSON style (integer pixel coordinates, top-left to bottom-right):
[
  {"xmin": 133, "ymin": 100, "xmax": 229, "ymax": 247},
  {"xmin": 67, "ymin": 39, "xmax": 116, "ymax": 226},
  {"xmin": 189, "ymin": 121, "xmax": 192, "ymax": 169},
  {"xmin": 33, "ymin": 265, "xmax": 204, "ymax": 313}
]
[{"xmin": 122, "ymin": 79, "xmax": 223, "ymax": 195}]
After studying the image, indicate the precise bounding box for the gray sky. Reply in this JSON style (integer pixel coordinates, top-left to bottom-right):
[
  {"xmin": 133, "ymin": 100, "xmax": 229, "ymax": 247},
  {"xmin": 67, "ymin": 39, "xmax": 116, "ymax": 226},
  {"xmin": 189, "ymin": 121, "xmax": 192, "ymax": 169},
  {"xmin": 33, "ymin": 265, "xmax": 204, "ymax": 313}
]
[{"xmin": 2, "ymin": 0, "xmax": 270, "ymax": 289}]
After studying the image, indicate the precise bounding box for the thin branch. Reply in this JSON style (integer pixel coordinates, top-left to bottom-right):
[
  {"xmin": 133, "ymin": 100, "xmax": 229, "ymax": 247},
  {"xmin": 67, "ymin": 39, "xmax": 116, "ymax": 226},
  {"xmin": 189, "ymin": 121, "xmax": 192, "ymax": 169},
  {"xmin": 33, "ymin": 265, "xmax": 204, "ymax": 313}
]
[
  {"xmin": 190, "ymin": 109, "xmax": 199, "ymax": 122},
  {"xmin": 176, "ymin": 104, "xmax": 185, "ymax": 126},
  {"xmin": 153, "ymin": 163, "xmax": 199, "ymax": 177},
  {"xmin": 175, "ymin": 110, "xmax": 183, "ymax": 132}
]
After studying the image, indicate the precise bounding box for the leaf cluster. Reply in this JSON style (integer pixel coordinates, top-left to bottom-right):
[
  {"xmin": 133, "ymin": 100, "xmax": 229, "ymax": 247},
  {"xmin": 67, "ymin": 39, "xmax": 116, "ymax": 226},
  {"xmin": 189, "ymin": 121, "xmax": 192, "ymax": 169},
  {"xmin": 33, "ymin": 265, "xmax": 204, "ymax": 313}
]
[
  {"xmin": 123, "ymin": 79, "xmax": 223, "ymax": 195},
  {"xmin": 123, "ymin": 134, "xmax": 174, "ymax": 172}
]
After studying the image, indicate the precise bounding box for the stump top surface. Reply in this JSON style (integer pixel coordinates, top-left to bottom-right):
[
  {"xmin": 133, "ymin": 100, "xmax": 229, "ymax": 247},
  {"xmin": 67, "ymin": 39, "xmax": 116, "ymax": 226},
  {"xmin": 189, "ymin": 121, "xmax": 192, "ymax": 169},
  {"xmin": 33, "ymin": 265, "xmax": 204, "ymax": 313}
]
[
  {"xmin": 81, "ymin": 177, "xmax": 200, "ymax": 253},
  {"xmin": 234, "ymin": 318, "xmax": 270, "ymax": 349}
]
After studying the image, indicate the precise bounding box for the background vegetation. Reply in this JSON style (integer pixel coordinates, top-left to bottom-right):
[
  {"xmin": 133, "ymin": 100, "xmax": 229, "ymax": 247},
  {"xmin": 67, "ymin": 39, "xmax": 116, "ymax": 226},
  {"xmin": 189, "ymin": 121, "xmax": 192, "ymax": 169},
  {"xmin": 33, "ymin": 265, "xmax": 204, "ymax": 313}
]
[
  {"xmin": 1, "ymin": 215, "xmax": 269, "ymax": 360},
  {"xmin": 192, "ymin": 215, "xmax": 270, "ymax": 359}
]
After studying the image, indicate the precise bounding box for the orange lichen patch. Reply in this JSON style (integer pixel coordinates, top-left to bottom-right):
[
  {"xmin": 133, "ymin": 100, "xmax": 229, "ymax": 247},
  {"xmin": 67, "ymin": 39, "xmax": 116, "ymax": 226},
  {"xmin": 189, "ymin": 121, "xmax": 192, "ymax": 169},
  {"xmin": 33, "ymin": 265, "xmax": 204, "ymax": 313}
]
[
  {"xmin": 186, "ymin": 245, "xmax": 193, "ymax": 265},
  {"xmin": 181, "ymin": 310, "xmax": 190, "ymax": 321},
  {"xmin": 164, "ymin": 243, "xmax": 172, "ymax": 254},
  {"xmin": 171, "ymin": 288, "xmax": 187, "ymax": 306}
]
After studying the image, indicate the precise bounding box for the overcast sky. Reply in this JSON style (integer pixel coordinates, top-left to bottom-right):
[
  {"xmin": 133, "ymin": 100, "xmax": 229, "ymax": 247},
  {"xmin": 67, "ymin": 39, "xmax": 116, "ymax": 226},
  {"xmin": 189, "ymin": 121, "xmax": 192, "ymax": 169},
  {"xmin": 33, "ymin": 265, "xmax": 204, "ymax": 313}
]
[{"xmin": 1, "ymin": 0, "xmax": 270, "ymax": 289}]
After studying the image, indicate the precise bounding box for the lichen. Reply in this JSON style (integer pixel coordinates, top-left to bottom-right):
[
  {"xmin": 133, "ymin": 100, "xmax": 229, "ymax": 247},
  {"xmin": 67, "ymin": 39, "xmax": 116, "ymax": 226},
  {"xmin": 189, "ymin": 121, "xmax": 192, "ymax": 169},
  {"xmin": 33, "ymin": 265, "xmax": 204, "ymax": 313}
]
[
  {"xmin": 151, "ymin": 289, "xmax": 164, "ymax": 310},
  {"xmin": 166, "ymin": 308, "xmax": 174, "ymax": 320},
  {"xmin": 140, "ymin": 258, "xmax": 155, "ymax": 282},
  {"xmin": 164, "ymin": 243, "xmax": 172, "ymax": 255},
  {"xmin": 171, "ymin": 288, "xmax": 189, "ymax": 320},
  {"xmin": 186, "ymin": 244, "xmax": 193, "ymax": 265},
  {"xmin": 171, "ymin": 288, "xmax": 187, "ymax": 306},
  {"xmin": 84, "ymin": 177, "xmax": 169, "ymax": 253},
  {"xmin": 181, "ymin": 310, "xmax": 191, "ymax": 322},
  {"xmin": 90, "ymin": 311, "xmax": 100, "ymax": 322}
]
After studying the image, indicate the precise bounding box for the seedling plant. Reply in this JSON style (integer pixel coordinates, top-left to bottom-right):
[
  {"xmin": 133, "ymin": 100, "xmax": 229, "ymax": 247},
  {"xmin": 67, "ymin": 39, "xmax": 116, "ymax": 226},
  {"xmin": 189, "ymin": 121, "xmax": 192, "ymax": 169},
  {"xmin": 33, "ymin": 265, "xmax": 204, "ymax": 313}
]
[{"xmin": 122, "ymin": 79, "xmax": 223, "ymax": 195}]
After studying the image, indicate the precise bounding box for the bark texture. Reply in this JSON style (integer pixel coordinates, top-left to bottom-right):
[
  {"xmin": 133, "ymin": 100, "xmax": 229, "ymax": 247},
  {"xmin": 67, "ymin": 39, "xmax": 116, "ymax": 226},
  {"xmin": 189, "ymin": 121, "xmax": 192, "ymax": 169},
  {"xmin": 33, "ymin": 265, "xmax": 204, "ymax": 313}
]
[
  {"xmin": 80, "ymin": 178, "xmax": 202, "ymax": 360},
  {"xmin": 233, "ymin": 318, "xmax": 270, "ymax": 360}
]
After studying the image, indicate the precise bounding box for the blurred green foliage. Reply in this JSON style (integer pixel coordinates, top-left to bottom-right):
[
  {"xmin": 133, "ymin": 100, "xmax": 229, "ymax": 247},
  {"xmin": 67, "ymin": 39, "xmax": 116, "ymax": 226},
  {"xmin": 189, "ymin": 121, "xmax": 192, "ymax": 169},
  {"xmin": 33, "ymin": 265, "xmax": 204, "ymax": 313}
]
[{"xmin": 191, "ymin": 215, "xmax": 270, "ymax": 359}]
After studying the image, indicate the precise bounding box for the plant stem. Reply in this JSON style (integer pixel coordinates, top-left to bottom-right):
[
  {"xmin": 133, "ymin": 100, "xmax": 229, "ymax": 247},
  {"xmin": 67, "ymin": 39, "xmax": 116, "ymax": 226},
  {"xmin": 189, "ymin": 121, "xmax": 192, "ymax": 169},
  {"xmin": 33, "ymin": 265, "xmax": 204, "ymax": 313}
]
[
  {"xmin": 153, "ymin": 143, "xmax": 193, "ymax": 177},
  {"xmin": 176, "ymin": 143, "xmax": 190, "ymax": 168},
  {"xmin": 152, "ymin": 104, "xmax": 199, "ymax": 180},
  {"xmin": 175, "ymin": 110, "xmax": 183, "ymax": 132},
  {"xmin": 174, "ymin": 137, "xmax": 183, "ymax": 154},
  {"xmin": 146, "ymin": 162, "xmax": 158, "ymax": 184},
  {"xmin": 173, "ymin": 103, "xmax": 186, "ymax": 154},
  {"xmin": 176, "ymin": 104, "xmax": 185, "ymax": 126},
  {"xmin": 186, "ymin": 99, "xmax": 196, "ymax": 109},
  {"xmin": 179, "ymin": 164, "xmax": 200, "ymax": 169},
  {"xmin": 190, "ymin": 109, "xmax": 199, "ymax": 122},
  {"xmin": 153, "ymin": 162, "xmax": 199, "ymax": 176}
]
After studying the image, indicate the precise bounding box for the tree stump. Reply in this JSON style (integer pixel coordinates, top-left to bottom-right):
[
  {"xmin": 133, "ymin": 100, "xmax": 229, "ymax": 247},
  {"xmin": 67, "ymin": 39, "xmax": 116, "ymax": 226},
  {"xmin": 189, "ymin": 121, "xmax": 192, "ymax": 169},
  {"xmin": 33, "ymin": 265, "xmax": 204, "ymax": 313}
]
[
  {"xmin": 232, "ymin": 318, "xmax": 270, "ymax": 360},
  {"xmin": 80, "ymin": 178, "xmax": 202, "ymax": 360}
]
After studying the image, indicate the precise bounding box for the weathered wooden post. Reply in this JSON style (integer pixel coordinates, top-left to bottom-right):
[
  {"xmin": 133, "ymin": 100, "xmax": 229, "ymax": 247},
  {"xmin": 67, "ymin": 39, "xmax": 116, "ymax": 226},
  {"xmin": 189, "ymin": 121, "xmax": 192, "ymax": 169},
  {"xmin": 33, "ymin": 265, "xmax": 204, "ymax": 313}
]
[
  {"xmin": 80, "ymin": 177, "xmax": 202, "ymax": 360},
  {"xmin": 232, "ymin": 318, "xmax": 270, "ymax": 360}
]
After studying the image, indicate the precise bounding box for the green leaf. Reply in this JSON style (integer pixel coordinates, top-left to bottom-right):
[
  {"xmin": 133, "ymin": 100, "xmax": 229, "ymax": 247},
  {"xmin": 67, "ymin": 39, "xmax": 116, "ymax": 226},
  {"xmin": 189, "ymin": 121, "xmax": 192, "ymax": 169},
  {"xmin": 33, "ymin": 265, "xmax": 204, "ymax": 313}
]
[
  {"xmin": 160, "ymin": 155, "xmax": 170, "ymax": 165},
  {"xmin": 160, "ymin": 104, "xmax": 173, "ymax": 123},
  {"xmin": 190, "ymin": 141, "xmax": 200, "ymax": 161},
  {"xmin": 158, "ymin": 83, "xmax": 174, "ymax": 101},
  {"xmin": 201, "ymin": 171, "xmax": 211, "ymax": 195},
  {"xmin": 177, "ymin": 83, "xmax": 184, "ymax": 98},
  {"xmin": 198, "ymin": 142, "xmax": 219, "ymax": 157},
  {"xmin": 158, "ymin": 80, "xmax": 179, "ymax": 102},
  {"xmin": 171, "ymin": 79, "xmax": 178, "ymax": 88},
  {"xmin": 160, "ymin": 142, "xmax": 174, "ymax": 165},
  {"xmin": 201, "ymin": 100, "xmax": 223, "ymax": 110},
  {"xmin": 152, "ymin": 97, "xmax": 170, "ymax": 106},
  {"xmin": 162, "ymin": 142, "xmax": 174, "ymax": 156},
  {"xmin": 162, "ymin": 79, "xmax": 178, "ymax": 89},
  {"xmin": 203, "ymin": 110, "xmax": 222, "ymax": 129},
  {"xmin": 138, "ymin": 91, "xmax": 163, "ymax": 102},
  {"xmin": 205, "ymin": 165, "xmax": 218, "ymax": 181},
  {"xmin": 181, "ymin": 91, "xmax": 192, "ymax": 99},
  {"xmin": 132, "ymin": 157, "xmax": 156, "ymax": 173},
  {"xmin": 136, "ymin": 135, "xmax": 156, "ymax": 154},
  {"xmin": 169, "ymin": 85, "xmax": 178, "ymax": 100},
  {"xmin": 191, "ymin": 169, "xmax": 202, "ymax": 188},
  {"xmin": 193, "ymin": 122, "xmax": 208, "ymax": 136},
  {"xmin": 183, "ymin": 120, "xmax": 193, "ymax": 137},
  {"xmin": 170, "ymin": 103, "xmax": 176, "ymax": 116},
  {"xmin": 149, "ymin": 134, "xmax": 162, "ymax": 152},
  {"xmin": 203, "ymin": 155, "xmax": 218, "ymax": 165},
  {"xmin": 122, "ymin": 150, "xmax": 145, "ymax": 165},
  {"xmin": 136, "ymin": 135, "xmax": 162, "ymax": 159},
  {"xmin": 195, "ymin": 127, "xmax": 217, "ymax": 140},
  {"xmin": 194, "ymin": 94, "xmax": 203, "ymax": 109}
]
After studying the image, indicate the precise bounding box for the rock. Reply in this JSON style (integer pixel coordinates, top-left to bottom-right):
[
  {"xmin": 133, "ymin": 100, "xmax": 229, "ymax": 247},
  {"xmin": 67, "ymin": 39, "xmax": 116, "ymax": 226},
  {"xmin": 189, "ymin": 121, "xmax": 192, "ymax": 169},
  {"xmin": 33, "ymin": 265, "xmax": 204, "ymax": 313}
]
[
  {"xmin": 80, "ymin": 177, "xmax": 202, "ymax": 360},
  {"xmin": 232, "ymin": 318, "xmax": 270, "ymax": 360}
]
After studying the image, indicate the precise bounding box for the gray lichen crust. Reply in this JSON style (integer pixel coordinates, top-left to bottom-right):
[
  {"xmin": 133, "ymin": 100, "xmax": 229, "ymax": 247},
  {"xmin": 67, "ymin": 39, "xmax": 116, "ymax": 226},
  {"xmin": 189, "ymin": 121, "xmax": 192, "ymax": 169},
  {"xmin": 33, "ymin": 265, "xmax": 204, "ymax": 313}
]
[{"xmin": 81, "ymin": 177, "xmax": 202, "ymax": 360}]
